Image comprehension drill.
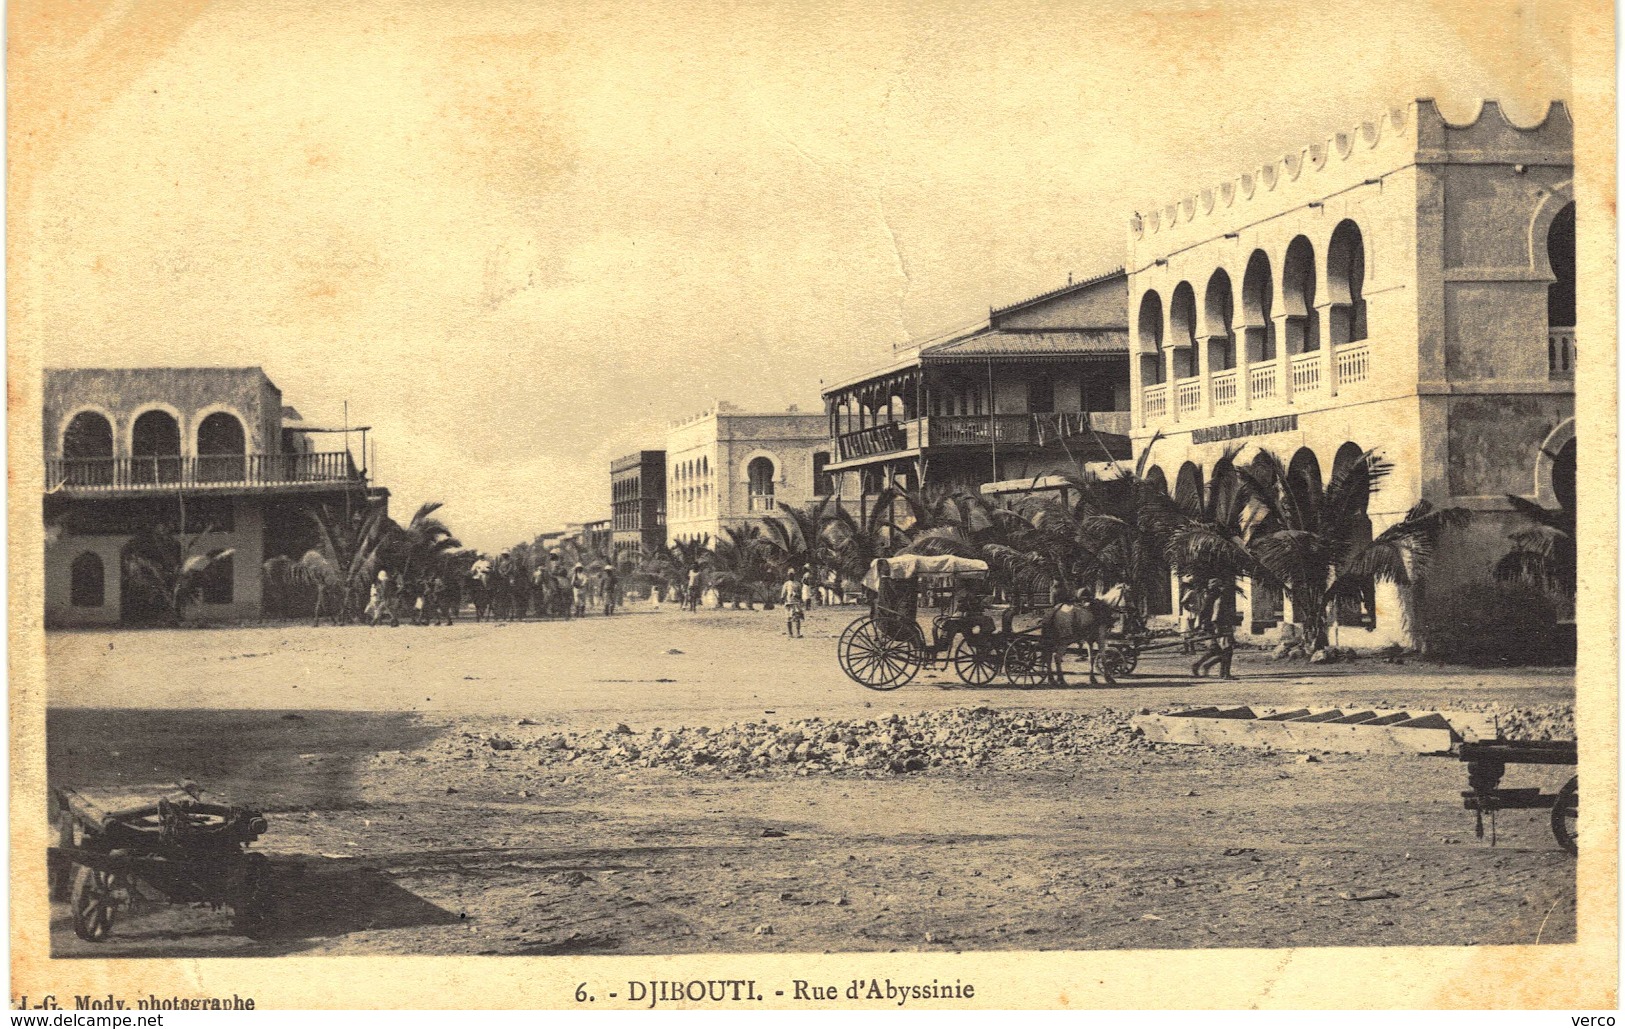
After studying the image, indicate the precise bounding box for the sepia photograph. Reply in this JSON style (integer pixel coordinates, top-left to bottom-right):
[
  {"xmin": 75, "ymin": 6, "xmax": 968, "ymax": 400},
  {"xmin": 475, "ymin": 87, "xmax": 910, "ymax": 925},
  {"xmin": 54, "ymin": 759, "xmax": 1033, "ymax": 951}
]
[{"xmin": 9, "ymin": 0, "xmax": 1615, "ymax": 1012}]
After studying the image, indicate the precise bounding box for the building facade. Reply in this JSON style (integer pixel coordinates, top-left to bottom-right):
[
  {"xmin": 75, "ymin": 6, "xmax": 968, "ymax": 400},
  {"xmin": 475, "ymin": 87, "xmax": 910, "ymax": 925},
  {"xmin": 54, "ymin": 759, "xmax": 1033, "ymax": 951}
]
[
  {"xmin": 1127, "ymin": 99, "xmax": 1575, "ymax": 644},
  {"xmin": 610, "ymin": 450, "xmax": 667, "ymax": 558},
  {"xmin": 43, "ymin": 367, "xmax": 384, "ymax": 627},
  {"xmin": 665, "ymin": 403, "xmax": 831, "ymax": 545},
  {"xmin": 821, "ymin": 269, "xmax": 1134, "ymax": 515}
]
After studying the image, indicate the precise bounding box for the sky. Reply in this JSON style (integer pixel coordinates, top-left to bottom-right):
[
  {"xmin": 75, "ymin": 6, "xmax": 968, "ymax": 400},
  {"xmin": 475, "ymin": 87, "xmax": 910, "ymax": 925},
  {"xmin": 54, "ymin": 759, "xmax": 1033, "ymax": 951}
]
[{"xmin": 12, "ymin": 0, "xmax": 1573, "ymax": 551}]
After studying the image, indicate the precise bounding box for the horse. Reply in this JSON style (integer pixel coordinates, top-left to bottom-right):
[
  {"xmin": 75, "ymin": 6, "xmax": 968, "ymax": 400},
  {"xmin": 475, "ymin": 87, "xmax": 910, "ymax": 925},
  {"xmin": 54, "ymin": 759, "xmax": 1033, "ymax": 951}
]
[{"xmin": 1038, "ymin": 592, "xmax": 1118, "ymax": 686}]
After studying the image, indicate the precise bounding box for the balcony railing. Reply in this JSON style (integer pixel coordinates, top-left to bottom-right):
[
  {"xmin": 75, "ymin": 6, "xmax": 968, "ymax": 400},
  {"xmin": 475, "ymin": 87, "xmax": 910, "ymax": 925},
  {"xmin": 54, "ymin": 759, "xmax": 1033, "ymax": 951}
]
[
  {"xmin": 931, "ymin": 414, "xmax": 1032, "ymax": 445},
  {"xmin": 1290, "ymin": 351, "xmax": 1321, "ymax": 393},
  {"xmin": 1335, "ymin": 341, "xmax": 1370, "ymax": 386},
  {"xmin": 1211, "ymin": 369, "xmax": 1238, "ymax": 408},
  {"xmin": 1249, "ymin": 363, "xmax": 1277, "ymax": 401},
  {"xmin": 45, "ymin": 451, "xmax": 360, "ymax": 492},
  {"xmin": 1142, "ymin": 383, "xmax": 1168, "ymax": 422},
  {"xmin": 835, "ymin": 421, "xmax": 909, "ymax": 461},
  {"xmin": 1175, "ymin": 377, "xmax": 1202, "ymax": 415},
  {"xmin": 1549, "ymin": 328, "xmax": 1576, "ymax": 379},
  {"xmin": 747, "ymin": 494, "xmax": 777, "ymax": 513}
]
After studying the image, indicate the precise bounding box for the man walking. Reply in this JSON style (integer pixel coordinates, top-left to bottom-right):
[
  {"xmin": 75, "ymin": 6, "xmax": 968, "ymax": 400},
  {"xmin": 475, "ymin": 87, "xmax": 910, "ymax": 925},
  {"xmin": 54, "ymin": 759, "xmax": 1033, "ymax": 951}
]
[{"xmin": 782, "ymin": 570, "xmax": 805, "ymax": 638}]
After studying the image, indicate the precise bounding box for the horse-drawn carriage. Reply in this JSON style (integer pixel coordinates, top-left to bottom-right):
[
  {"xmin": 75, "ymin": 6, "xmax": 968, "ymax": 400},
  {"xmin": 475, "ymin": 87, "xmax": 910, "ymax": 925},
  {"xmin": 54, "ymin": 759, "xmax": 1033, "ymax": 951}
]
[
  {"xmin": 48, "ymin": 782, "xmax": 274, "ymax": 941},
  {"xmin": 836, "ymin": 556, "xmax": 1119, "ymax": 690}
]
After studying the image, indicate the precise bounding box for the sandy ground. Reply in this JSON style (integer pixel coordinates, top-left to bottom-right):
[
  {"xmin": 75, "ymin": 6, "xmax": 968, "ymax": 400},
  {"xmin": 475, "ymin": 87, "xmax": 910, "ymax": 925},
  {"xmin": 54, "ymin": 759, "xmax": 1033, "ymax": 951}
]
[{"xmin": 44, "ymin": 605, "xmax": 1577, "ymax": 956}]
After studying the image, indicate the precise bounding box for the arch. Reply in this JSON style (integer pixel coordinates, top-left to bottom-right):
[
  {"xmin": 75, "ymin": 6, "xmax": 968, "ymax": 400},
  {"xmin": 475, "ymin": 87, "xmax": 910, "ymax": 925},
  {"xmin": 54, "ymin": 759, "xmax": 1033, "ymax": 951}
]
[
  {"xmin": 120, "ymin": 535, "xmax": 177, "ymax": 625},
  {"xmin": 1330, "ymin": 442, "xmax": 1375, "ymax": 628},
  {"xmin": 1326, "ymin": 220, "xmax": 1368, "ymax": 346},
  {"xmin": 1535, "ymin": 417, "xmax": 1577, "ymax": 509},
  {"xmin": 1203, "ymin": 269, "xmax": 1237, "ymax": 372},
  {"xmin": 1287, "ymin": 446, "xmax": 1323, "ymax": 502},
  {"xmin": 1547, "ymin": 201, "xmax": 1575, "ymax": 328},
  {"xmin": 1529, "ymin": 181, "xmax": 1576, "ymax": 279},
  {"xmin": 130, "ymin": 408, "xmax": 182, "ymax": 485},
  {"xmin": 1281, "ymin": 236, "xmax": 1319, "ymax": 352},
  {"xmin": 1174, "ymin": 461, "xmax": 1204, "ymax": 511},
  {"xmin": 1137, "ymin": 290, "xmax": 1165, "ymax": 385},
  {"xmin": 60, "ymin": 409, "xmax": 115, "ymax": 486},
  {"xmin": 1240, "ymin": 250, "xmax": 1276, "ymax": 361},
  {"xmin": 1143, "ymin": 465, "xmax": 1169, "ymax": 496},
  {"xmin": 1168, "ymin": 282, "xmax": 1198, "ymax": 379},
  {"xmin": 196, "ymin": 410, "xmax": 247, "ymax": 483},
  {"xmin": 70, "ymin": 552, "xmax": 105, "ymax": 608}
]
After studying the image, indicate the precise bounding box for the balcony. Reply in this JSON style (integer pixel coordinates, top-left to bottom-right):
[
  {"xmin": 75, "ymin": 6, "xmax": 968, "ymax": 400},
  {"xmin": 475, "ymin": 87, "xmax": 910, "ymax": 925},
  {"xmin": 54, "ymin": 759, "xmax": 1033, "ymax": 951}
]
[
  {"xmin": 1549, "ymin": 328, "xmax": 1575, "ymax": 380},
  {"xmin": 1335, "ymin": 341, "xmax": 1370, "ymax": 386},
  {"xmin": 45, "ymin": 451, "xmax": 361, "ymax": 496},
  {"xmin": 834, "ymin": 412, "xmax": 1129, "ymax": 465},
  {"xmin": 747, "ymin": 494, "xmax": 777, "ymax": 513},
  {"xmin": 1142, "ymin": 384, "xmax": 1168, "ymax": 422},
  {"xmin": 1249, "ymin": 363, "xmax": 1277, "ymax": 401},
  {"xmin": 1211, "ymin": 369, "xmax": 1239, "ymax": 409},
  {"xmin": 1175, "ymin": 377, "xmax": 1202, "ymax": 416},
  {"xmin": 1290, "ymin": 351, "xmax": 1321, "ymax": 394},
  {"xmin": 931, "ymin": 414, "xmax": 1032, "ymax": 445},
  {"xmin": 835, "ymin": 421, "xmax": 910, "ymax": 461}
]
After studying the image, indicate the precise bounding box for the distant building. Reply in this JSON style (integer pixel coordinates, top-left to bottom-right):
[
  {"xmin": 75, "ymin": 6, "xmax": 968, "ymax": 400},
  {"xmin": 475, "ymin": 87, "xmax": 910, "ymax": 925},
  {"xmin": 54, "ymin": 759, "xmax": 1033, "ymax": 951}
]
[
  {"xmin": 665, "ymin": 403, "xmax": 832, "ymax": 545},
  {"xmin": 820, "ymin": 268, "xmax": 1133, "ymax": 514},
  {"xmin": 43, "ymin": 366, "xmax": 384, "ymax": 627},
  {"xmin": 582, "ymin": 518, "xmax": 613, "ymax": 555},
  {"xmin": 1127, "ymin": 98, "xmax": 1574, "ymax": 643},
  {"xmin": 610, "ymin": 450, "xmax": 667, "ymax": 559}
]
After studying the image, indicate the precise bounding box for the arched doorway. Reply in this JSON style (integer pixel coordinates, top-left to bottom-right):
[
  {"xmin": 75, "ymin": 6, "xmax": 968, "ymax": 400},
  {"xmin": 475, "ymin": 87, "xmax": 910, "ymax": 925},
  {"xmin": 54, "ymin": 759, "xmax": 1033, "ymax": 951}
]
[
  {"xmin": 196, "ymin": 411, "xmax": 247, "ymax": 482},
  {"xmin": 1204, "ymin": 269, "xmax": 1236, "ymax": 372},
  {"xmin": 61, "ymin": 411, "xmax": 114, "ymax": 486},
  {"xmin": 1169, "ymin": 282, "xmax": 1198, "ymax": 380},
  {"xmin": 1327, "ymin": 220, "xmax": 1368, "ymax": 346},
  {"xmin": 131, "ymin": 410, "xmax": 182, "ymax": 485},
  {"xmin": 747, "ymin": 457, "xmax": 776, "ymax": 512},
  {"xmin": 70, "ymin": 552, "xmax": 105, "ymax": 608},
  {"xmin": 1138, "ymin": 291, "xmax": 1165, "ymax": 387},
  {"xmin": 1547, "ymin": 202, "xmax": 1576, "ymax": 376},
  {"xmin": 1282, "ymin": 236, "xmax": 1319, "ymax": 353},
  {"xmin": 1331, "ymin": 442, "xmax": 1375, "ymax": 628}
]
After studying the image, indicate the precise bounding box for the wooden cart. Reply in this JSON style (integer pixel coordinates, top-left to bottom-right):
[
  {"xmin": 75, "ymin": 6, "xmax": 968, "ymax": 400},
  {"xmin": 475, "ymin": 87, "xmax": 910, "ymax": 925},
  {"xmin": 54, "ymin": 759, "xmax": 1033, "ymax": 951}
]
[
  {"xmin": 1458, "ymin": 740, "xmax": 1578, "ymax": 855},
  {"xmin": 48, "ymin": 783, "xmax": 275, "ymax": 940}
]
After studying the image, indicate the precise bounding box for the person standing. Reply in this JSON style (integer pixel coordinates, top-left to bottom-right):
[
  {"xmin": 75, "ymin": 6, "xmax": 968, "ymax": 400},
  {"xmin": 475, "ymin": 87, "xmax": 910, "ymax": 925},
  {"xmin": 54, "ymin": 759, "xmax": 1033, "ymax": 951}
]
[
  {"xmin": 571, "ymin": 564, "xmax": 589, "ymax": 619},
  {"xmin": 782, "ymin": 571, "xmax": 805, "ymax": 638},
  {"xmin": 601, "ymin": 565, "xmax": 619, "ymax": 617},
  {"xmin": 1192, "ymin": 593, "xmax": 1238, "ymax": 679},
  {"xmin": 686, "ymin": 566, "xmax": 702, "ymax": 612}
]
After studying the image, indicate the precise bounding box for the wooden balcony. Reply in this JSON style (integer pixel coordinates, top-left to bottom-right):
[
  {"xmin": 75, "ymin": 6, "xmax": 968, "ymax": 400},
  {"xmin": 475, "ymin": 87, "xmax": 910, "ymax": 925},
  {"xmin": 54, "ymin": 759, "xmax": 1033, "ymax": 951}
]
[
  {"xmin": 833, "ymin": 411, "xmax": 1132, "ymax": 466},
  {"xmin": 45, "ymin": 451, "xmax": 362, "ymax": 496}
]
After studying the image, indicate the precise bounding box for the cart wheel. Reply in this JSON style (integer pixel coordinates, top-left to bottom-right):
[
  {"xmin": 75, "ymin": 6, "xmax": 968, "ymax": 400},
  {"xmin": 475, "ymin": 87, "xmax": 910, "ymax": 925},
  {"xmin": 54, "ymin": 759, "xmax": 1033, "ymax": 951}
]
[
  {"xmin": 1002, "ymin": 637, "xmax": 1050, "ymax": 687},
  {"xmin": 1551, "ymin": 775, "xmax": 1578, "ymax": 857},
  {"xmin": 838, "ymin": 616, "xmax": 923, "ymax": 691},
  {"xmin": 1099, "ymin": 646, "xmax": 1132, "ymax": 681},
  {"xmin": 1116, "ymin": 647, "xmax": 1140, "ymax": 674},
  {"xmin": 230, "ymin": 854, "xmax": 276, "ymax": 938},
  {"xmin": 951, "ymin": 637, "xmax": 1001, "ymax": 686},
  {"xmin": 70, "ymin": 865, "xmax": 121, "ymax": 941}
]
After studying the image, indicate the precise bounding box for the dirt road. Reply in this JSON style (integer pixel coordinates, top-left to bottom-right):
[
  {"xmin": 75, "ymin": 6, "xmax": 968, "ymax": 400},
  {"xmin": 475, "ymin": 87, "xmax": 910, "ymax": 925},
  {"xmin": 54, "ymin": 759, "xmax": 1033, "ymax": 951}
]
[{"xmin": 45, "ymin": 607, "xmax": 1576, "ymax": 956}]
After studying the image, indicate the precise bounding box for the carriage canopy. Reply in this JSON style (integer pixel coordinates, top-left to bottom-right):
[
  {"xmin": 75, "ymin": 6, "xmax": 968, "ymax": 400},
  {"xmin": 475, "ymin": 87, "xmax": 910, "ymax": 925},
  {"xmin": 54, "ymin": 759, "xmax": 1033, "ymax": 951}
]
[{"xmin": 862, "ymin": 554, "xmax": 990, "ymax": 591}]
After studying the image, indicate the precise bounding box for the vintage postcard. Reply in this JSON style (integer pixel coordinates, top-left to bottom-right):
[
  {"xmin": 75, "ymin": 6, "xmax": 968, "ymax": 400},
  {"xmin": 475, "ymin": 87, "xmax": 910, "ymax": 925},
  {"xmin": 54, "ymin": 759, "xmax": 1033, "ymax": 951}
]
[{"xmin": 9, "ymin": 0, "xmax": 1617, "ymax": 1013}]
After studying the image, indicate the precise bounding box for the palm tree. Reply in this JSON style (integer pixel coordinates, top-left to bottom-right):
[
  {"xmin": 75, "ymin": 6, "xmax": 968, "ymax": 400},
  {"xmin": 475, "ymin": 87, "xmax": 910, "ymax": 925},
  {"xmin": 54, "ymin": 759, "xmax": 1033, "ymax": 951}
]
[
  {"xmin": 709, "ymin": 523, "xmax": 778, "ymax": 608},
  {"xmin": 1166, "ymin": 448, "xmax": 1259, "ymax": 625},
  {"xmin": 122, "ymin": 525, "xmax": 236, "ymax": 624},
  {"xmin": 274, "ymin": 500, "xmax": 398, "ymax": 621},
  {"xmin": 390, "ymin": 501, "xmax": 461, "ymax": 586},
  {"xmin": 1236, "ymin": 449, "xmax": 1469, "ymax": 650},
  {"xmin": 759, "ymin": 495, "xmax": 835, "ymax": 588},
  {"xmin": 902, "ymin": 491, "xmax": 1058, "ymax": 600},
  {"xmin": 1492, "ymin": 495, "xmax": 1576, "ymax": 606},
  {"xmin": 821, "ymin": 490, "xmax": 909, "ymax": 594}
]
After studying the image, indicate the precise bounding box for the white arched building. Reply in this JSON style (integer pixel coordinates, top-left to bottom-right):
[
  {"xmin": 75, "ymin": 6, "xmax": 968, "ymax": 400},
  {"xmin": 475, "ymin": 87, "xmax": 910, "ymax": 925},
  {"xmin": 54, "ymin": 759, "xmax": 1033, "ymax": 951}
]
[
  {"xmin": 1128, "ymin": 99, "xmax": 1575, "ymax": 647},
  {"xmin": 664, "ymin": 402, "xmax": 832, "ymax": 546}
]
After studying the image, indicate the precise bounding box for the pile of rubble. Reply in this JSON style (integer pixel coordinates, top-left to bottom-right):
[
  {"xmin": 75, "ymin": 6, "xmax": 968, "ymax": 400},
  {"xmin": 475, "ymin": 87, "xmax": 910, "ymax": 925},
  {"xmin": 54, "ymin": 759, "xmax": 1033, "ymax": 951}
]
[
  {"xmin": 410, "ymin": 707, "xmax": 1170, "ymax": 778},
  {"xmin": 1475, "ymin": 703, "xmax": 1575, "ymax": 742}
]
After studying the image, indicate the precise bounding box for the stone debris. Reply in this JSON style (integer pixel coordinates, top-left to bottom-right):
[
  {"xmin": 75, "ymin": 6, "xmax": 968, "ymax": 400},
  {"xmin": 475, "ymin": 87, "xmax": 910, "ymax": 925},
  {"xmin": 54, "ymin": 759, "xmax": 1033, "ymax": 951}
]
[
  {"xmin": 1367, "ymin": 700, "xmax": 1574, "ymax": 741},
  {"xmin": 406, "ymin": 707, "xmax": 1176, "ymax": 779}
]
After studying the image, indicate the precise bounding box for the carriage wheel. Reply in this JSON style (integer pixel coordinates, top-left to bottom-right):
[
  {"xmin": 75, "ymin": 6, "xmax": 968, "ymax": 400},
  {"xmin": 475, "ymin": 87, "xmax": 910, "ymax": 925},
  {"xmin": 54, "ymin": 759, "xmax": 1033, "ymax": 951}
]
[
  {"xmin": 70, "ymin": 865, "xmax": 123, "ymax": 941},
  {"xmin": 1113, "ymin": 646, "xmax": 1139, "ymax": 675},
  {"xmin": 951, "ymin": 637, "xmax": 1002, "ymax": 686},
  {"xmin": 1099, "ymin": 646, "xmax": 1133, "ymax": 681},
  {"xmin": 838, "ymin": 617, "xmax": 923, "ymax": 691},
  {"xmin": 1551, "ymin": 776, "xmax": 1578, "ymax": 857},
  {"xmin": 1002, "ymin": 637, "xmax": 1050, "ymax": 687}
]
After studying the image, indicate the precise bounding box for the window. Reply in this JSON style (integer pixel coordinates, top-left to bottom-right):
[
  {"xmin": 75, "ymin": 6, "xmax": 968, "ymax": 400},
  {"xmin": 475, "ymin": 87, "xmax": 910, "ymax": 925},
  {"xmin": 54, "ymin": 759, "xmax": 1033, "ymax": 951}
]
[
  {"xmin": 198, "ymin": 552, "xmax": 234, "ymax": 605},
  {"xmin": 131, "ymin": 410, "xmax": 182, "ymax": 485},
  {"xmin": 70, "ymin": 552, "xmax": 104, "ymax": 607},
  {"xmin": 813, "ymin": 452, "xmax": 833, "ymax": 496}
]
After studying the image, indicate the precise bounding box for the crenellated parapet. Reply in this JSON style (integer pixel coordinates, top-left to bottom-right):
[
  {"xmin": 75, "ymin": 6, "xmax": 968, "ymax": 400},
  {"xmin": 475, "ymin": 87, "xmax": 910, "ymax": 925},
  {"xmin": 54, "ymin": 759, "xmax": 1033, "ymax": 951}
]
[{"xmin": 1130, "ymin": 99, "xmax": 1572, "ymax": 253}]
